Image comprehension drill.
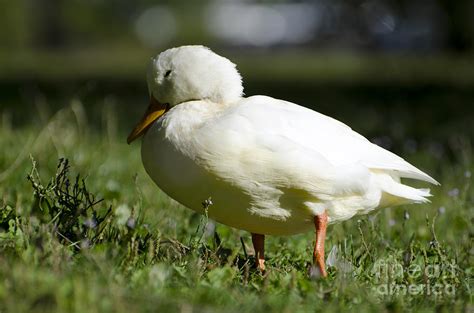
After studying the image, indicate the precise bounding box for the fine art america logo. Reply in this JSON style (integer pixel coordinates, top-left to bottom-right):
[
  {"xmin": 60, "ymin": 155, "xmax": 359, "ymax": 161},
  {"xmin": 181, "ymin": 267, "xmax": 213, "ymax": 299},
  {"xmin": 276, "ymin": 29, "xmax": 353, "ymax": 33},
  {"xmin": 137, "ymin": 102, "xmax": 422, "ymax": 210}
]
[{"xmin": 371, "ymin": 257, "xmax": 457, "ymax": 297}]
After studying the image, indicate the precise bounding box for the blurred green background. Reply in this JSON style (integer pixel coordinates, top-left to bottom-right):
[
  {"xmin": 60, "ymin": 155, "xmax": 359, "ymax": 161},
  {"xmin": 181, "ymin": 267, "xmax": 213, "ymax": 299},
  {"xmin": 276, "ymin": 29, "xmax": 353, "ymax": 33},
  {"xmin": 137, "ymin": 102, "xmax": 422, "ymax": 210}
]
[{"xmin": 1, "ymin": 0, "xmax": 473, "ymax": 144}]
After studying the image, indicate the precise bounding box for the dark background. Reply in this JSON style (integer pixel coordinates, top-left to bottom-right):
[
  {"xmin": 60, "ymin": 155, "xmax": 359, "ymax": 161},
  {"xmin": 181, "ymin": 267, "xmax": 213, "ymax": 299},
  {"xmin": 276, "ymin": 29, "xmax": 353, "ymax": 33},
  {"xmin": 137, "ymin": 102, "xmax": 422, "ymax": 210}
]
[{"xmin": 1, "ymin": 0, "xmax": 473, "ymax": 154}]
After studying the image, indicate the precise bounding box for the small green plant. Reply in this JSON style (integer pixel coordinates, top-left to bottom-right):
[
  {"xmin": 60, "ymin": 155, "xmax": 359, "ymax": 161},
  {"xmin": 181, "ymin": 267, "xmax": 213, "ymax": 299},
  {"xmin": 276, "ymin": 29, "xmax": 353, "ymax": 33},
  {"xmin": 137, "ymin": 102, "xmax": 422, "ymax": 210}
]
[
  {"xmin": 27, "ymin": 157, "xmax": 112, "ymax": 249},
  {"xmin": 21, "ymin": 157, "xmax": 197, "ymax": 268}
]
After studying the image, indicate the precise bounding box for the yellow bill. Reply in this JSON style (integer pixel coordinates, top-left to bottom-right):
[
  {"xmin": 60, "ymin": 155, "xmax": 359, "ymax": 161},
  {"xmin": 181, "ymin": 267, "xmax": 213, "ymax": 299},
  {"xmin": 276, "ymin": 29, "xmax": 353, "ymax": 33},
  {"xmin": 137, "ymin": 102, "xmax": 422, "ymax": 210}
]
[{"xmin": 127, "ymin": 96, "xmax": 169, "ymax": 144}]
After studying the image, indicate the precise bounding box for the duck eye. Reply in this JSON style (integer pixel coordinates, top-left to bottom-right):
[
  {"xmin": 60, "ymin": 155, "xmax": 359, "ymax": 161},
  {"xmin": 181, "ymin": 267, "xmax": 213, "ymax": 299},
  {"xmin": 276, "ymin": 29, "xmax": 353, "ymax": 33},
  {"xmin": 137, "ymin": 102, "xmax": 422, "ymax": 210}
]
[{"xmin": 164, "ymin": 70, "xmax": 172, "ymax": 78}]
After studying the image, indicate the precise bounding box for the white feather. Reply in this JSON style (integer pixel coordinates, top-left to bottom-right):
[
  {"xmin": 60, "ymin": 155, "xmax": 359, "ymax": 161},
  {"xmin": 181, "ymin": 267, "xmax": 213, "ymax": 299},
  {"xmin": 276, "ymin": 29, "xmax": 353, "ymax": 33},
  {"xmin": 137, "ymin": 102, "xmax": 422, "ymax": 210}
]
[{"xmin": 140, "ymin": 46, "xmax": 437, "ymax": 236}]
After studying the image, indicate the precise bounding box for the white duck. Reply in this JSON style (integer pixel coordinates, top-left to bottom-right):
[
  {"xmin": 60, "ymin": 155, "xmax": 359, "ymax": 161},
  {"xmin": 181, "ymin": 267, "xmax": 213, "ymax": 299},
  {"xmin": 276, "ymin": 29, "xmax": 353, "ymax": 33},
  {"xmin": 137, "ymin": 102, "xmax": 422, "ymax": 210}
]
[{"xmin": 128, "ymin": 45, "xmax": 438, "ymax": 277}]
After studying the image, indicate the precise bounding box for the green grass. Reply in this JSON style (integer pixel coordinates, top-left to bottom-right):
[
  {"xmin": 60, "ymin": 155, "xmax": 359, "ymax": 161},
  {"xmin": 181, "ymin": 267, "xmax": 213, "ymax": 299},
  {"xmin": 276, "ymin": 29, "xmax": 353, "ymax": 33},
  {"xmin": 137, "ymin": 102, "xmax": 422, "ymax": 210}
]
[{"xmin": 0, "ymin": 101, "xmax": 472, "ymax": 313}]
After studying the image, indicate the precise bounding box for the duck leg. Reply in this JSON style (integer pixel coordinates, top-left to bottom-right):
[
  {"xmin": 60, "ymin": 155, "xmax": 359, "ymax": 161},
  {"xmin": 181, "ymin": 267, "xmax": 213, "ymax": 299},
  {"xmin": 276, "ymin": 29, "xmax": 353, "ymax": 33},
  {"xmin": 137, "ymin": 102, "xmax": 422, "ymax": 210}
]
[
  {"xmin": 251, "ymin": 233, "xmax": 266, "ymax": 272},
  {"xmin": 313, "ymin": 211, "xmax": 328, "ymax": 277}
]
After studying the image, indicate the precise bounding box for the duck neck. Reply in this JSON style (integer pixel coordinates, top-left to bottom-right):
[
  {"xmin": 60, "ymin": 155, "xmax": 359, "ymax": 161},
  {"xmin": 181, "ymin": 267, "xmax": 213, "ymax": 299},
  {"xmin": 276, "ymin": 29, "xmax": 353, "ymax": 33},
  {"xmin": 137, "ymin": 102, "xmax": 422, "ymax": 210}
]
[{"xmin": 161, "ymin": 99, "xmax": 231, "ymax": 142}]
